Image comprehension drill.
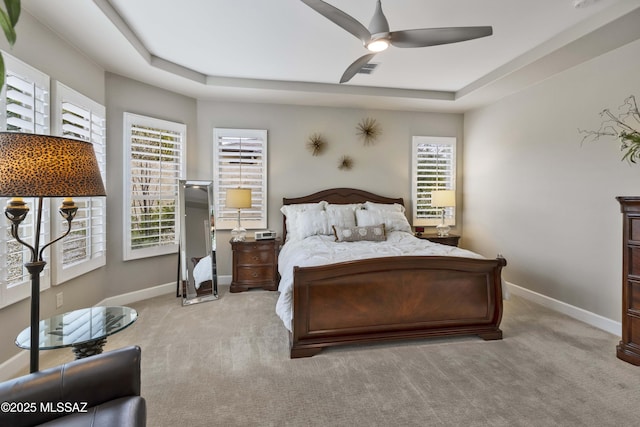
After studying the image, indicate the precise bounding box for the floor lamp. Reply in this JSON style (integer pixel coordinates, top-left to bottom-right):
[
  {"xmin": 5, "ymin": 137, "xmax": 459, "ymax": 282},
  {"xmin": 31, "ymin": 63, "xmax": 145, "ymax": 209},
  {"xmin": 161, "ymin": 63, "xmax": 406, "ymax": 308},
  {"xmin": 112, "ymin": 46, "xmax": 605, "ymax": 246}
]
[{"xmin": 0, "ymin": 133, "xmax": 106, "ymax": 373}]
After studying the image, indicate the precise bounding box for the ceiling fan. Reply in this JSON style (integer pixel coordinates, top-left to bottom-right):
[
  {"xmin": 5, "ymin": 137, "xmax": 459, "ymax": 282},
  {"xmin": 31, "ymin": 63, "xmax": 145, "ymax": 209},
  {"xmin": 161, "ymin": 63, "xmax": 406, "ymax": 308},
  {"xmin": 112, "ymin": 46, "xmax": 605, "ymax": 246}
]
[{"xmin": 301, "ymin": 0, "xmax": 493, "ymax": 83}]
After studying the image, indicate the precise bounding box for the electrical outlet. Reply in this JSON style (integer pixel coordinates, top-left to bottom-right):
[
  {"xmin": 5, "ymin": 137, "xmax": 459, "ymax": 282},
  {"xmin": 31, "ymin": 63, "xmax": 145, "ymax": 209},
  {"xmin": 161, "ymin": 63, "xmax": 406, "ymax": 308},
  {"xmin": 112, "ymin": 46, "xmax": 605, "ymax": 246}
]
[{"xmin": 56, "ymin": 292, "xmax": 63, "ymax": 308}]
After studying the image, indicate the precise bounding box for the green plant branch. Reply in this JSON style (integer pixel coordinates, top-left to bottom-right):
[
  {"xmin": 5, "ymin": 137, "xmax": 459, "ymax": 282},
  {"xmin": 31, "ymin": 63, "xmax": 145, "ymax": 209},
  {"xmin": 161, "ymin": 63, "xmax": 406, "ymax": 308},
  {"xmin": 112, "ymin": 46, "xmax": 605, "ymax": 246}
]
[
  {"xmin": 580, "ymin": 95, "xmax": 640, "ymax": 163},
  {"xmin": 0, "ymin": 0, "xmax": 21, "ymax": 91}
]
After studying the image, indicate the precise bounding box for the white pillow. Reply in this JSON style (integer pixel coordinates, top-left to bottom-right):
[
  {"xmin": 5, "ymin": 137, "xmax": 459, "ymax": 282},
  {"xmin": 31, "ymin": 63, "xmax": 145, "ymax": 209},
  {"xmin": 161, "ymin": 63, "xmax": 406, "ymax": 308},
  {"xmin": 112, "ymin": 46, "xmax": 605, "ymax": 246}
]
[
  {"xmin": 364, "ymin": 201, "xmax": 405, "ymax": 213},
  {"xmin": 280, "ymin": 201, "xmax": 326, "ymax": 217},
  {"xmin": 325, "ymin": 203, "xmax": 360, "ymax": 229},
  {"xmin": 288, "ymin": 210, "xmax": 329, "ymax": 240},
  {"xmin": 281, "ymin": 201, "xmax": 327, "ymax": 241},
  {"xmin": 356, "ymin": 209, "xmax": 412, "ymax": 233},
  {"xmin": 355, "ymin": 209, "xmax": 382, "ymax": 227}
]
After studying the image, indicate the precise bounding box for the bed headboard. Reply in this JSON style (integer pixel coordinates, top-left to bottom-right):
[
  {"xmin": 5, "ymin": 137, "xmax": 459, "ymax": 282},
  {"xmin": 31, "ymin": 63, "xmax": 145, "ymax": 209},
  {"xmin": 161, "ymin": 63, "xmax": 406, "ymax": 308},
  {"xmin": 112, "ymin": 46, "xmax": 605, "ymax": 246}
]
[{"xmin": 281, "ymin": 188, "xmax": 404, "ymax": 241}]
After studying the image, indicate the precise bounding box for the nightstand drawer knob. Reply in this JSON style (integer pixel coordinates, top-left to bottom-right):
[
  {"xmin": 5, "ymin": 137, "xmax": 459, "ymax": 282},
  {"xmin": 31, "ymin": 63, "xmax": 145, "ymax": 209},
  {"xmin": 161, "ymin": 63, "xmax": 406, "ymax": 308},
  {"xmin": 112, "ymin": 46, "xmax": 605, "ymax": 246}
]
[
  {"xmin": 252, "ymin": 255, "xmax": 259, "ymax": 261},
  {"xmin": 251, "ymin": 272, "xmax": 258, "ymax": 278}
]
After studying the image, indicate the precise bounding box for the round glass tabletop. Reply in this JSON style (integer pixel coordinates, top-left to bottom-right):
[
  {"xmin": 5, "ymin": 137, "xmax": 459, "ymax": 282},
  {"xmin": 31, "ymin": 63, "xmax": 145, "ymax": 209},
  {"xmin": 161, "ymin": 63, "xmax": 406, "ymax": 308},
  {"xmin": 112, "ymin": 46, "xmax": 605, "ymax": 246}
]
[{"xmin": 16, "ymin": 306, "xmax": 137, "ymax": 350}]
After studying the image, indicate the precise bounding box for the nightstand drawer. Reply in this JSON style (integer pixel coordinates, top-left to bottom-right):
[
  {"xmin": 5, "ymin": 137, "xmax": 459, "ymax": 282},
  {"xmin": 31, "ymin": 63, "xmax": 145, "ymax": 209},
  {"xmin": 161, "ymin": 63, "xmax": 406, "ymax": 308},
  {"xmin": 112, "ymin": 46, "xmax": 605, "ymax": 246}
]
[
  {"xmin": 241, "ymin": 241, "xmax": 274, "ymax": 251},
  {"xmin": 235, "ymin": 266, "xmax": 275, "ymax": 283},
  {"xmin": 415, "ymin": 233, "xmax": 460, "ymax": 247},
  {"xmin": 235, "ymin": 249, "xmax": 275, "ymax": 265}
]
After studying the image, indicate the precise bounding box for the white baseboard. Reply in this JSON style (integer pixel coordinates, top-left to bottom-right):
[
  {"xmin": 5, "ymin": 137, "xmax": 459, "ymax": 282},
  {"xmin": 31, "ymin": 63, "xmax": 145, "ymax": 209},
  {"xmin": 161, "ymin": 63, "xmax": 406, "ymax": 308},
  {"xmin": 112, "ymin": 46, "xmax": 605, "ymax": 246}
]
[
  {"xmin": 505, "ymin": 281, "xmax": 621, "ymax": 337},
  {"xmin": 0, "ymin": 351, "xmax": 29, "ymax": 382},
  {"xmin": 96, "ymin": 282, "xmax": 175, "ymax": 306},
  {"xmin": 217, "ymin": 275, "xmax": 232, "ymax": 285},
  {"xmin": 0, "ymin": 282, "xmax": 176, "ymax": 382}
]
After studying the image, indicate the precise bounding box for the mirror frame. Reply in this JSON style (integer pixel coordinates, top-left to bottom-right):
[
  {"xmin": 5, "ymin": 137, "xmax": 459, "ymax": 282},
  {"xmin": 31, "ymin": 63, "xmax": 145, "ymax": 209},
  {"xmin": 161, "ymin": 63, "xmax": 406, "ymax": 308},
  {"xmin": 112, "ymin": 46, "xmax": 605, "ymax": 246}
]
[{"xmin": 178, "ymin": 180, "xmax": 218, "ymax": 305}]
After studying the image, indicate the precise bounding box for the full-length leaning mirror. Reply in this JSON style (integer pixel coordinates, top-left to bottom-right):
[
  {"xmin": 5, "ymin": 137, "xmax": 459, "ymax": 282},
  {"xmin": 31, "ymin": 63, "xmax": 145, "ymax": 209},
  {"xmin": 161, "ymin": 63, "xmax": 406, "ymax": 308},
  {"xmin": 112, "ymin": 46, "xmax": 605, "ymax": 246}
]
[{"xmin": 178, "ymin": 180, "xmax": 218, "ymax": 305}]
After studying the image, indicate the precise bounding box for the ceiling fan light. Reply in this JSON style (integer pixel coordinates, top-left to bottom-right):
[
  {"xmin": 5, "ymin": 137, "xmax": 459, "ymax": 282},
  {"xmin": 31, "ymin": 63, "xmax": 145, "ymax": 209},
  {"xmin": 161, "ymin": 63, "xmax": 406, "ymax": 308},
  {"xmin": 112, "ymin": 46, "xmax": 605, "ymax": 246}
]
[{"xmin": 366, "ymin": 39, "xmax": 389, "ymax": 52}]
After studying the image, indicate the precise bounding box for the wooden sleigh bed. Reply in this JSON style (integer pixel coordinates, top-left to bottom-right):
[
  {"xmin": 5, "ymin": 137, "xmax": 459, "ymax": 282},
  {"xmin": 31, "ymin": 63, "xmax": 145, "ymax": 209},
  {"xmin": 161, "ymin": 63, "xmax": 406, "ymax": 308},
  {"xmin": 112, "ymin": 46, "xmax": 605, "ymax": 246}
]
[{"xmin": 281, "ymin": 188, "xmax": 507, "ymax": 358}]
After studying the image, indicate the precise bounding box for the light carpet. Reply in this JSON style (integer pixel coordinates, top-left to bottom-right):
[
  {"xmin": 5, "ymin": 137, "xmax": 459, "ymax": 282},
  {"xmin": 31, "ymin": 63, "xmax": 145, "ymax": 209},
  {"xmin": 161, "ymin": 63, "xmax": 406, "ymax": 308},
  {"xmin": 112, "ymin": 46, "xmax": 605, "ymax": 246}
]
[{"xmin": 34, "ymin": 286, "xmax": 639, "ymax": 427}]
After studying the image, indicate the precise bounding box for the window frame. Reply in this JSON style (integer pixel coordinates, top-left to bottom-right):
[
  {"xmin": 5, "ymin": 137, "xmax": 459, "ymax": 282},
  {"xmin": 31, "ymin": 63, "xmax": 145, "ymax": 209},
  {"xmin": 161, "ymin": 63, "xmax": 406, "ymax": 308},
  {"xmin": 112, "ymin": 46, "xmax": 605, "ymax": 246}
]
[
  {"xmin": 213, "ymin": 128, "xmax": 268, "ymax": 231},
  {"xmin": 0, "ymin": 52, "xmax": 52, "ymax": 308},
  {"xmin": 411, "ymin": 136, "xmax": 457, "ymax": 227},
  {"xmin": 51, "ymin": 82, "xmax": 107, "ymax": 284},
  {"xmin": 123, "ymin": 113, "xmax": 186, "ymax": 261}
]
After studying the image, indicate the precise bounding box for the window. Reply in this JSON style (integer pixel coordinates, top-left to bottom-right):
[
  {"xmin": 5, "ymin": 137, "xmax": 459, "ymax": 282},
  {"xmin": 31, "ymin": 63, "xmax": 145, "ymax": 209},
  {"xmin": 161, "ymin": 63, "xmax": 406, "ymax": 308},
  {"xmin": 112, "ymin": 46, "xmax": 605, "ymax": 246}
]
[
  {"xmin": 52, "ymin": 82, "xmax": 107, "ymax": 284},
  {"xmin": 0, "ymin": 54, "xmax": 49, "ymax": 133},
  {"xmin": 213, "ymin": 128, "xmax": 268, "ymax": 230},
  {"xmin": 411, "ymin": 136, "xmax": 456, "ymax": 227},
  {"xmin": 0, "ymin": 52, "xmax": 51, "ymax": 307},
  {"xmin": 123, "ymin": 113, "xmax": 186, "ymax": 260}
]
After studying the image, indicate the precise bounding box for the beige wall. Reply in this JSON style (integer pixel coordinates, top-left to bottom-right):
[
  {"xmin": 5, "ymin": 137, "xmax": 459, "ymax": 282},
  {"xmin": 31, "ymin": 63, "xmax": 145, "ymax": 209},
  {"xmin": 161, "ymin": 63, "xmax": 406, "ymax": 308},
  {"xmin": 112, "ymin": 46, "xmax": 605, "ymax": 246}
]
[
  {"xmin": 196, "ymin": 101, "xmax": 464, "ymax": 275},
  {"xmin": 104, "ymin": 73, "xmax": 198, "ymax": 296},
  {"xmin": 463, "ymin": 38, "xmax": 640, "ymax": 323}
]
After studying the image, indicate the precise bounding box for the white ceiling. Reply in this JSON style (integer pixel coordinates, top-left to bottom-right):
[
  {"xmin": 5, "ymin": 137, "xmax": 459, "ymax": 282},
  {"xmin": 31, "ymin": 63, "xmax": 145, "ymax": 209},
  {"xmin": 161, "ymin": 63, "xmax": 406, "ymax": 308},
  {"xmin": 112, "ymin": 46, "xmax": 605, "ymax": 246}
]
[{"xmin": 22, "ymin": 0, "xmax": 640, "ymax": 112}]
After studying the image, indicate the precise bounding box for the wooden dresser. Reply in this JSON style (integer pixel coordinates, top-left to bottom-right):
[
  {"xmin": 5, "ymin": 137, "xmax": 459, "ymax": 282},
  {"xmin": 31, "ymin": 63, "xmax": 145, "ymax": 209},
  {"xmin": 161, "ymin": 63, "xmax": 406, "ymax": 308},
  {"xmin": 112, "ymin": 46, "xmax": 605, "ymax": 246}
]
[
  {"xmin": 617, "ymin": 196, "xmax": 640, "ymax": 365},
  {"xmin": 230, "ymin": 238, "xmax": 280, "ymax": 293}
]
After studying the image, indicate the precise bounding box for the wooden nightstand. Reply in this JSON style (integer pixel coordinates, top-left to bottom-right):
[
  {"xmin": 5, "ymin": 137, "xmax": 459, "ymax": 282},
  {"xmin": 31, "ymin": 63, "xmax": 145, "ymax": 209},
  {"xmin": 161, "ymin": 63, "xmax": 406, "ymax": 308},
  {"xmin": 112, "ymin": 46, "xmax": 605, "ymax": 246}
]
[
  {"xmin": 230, "ymin": 238, "xmax": 280, "ymax": 293},
  {"xmin": 416, "ymin": 233, "xmax": 460, "ymax": 247}
]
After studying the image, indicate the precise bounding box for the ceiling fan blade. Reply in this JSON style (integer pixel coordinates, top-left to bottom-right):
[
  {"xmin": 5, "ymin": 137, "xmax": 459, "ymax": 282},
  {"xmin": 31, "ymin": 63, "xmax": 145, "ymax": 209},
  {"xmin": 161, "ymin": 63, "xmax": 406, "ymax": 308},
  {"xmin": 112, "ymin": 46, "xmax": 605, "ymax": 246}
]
[
  {"xmin": 301, "ymin": 0, "xmax": 371, "ymax": 45},
  {"xmin": 340, "ymin": 53, "xmax": 377, "ymax": 83},
  {"xmin": 368, "ymin": 0, "xmax": 389, "ymax": 35},
  {"xmin": 390, "ymin": 26, "xmax": 493, "ymax": 48}
]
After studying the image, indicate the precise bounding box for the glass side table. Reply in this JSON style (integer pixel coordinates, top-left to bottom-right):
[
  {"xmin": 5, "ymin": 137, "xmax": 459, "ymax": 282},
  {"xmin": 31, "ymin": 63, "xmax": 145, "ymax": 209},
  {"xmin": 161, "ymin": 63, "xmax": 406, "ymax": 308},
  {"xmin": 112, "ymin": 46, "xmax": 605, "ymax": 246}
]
[{"xmin": 16, "ymin": 306, "xmax": 137, "ymax": 359}]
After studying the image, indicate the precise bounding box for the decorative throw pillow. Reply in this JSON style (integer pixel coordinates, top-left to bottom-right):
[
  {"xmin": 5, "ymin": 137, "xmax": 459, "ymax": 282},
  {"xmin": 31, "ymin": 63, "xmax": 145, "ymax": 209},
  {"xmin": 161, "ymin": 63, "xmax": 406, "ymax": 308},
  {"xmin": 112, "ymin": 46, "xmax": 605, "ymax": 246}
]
[{"xmin": 333, "ymin": 224, "xmax": 386, "ymax": 242}]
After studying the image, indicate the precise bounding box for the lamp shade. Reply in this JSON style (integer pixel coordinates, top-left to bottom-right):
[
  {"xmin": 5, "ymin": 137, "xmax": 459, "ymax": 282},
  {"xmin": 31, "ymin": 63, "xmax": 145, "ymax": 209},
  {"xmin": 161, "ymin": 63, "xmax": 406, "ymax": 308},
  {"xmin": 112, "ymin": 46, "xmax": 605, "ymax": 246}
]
[
  {"xmin": 431, "ymin": 190, "xmax": 456, "ymax": 208},
  {"xmin": 226, "ymin": 188, "xmax": 252, "ymax": 209},
  {"xmin": 0, "ymin": 133, "xmax": 106, "ymax": 197}
]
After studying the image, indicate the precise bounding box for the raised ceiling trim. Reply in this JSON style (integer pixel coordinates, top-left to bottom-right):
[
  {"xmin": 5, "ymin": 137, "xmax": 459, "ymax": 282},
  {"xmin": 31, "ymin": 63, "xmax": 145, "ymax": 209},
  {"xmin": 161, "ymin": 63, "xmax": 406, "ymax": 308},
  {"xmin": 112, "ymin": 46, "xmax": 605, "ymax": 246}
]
[
  {"xmin": 94, "ymin": 0, "xmax": 456, "ymax": 102},
  {"xmin": 456, "ymin": 1, "xmax": 640, "ymax": 102}
]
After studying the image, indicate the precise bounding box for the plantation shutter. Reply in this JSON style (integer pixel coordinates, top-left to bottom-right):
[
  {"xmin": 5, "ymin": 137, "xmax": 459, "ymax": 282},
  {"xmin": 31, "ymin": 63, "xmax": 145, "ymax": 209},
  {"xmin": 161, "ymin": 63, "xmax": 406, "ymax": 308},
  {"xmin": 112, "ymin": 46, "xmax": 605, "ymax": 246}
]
[
  {"xmin": 0, "ymin": 52, "xmax": 51, "ymax": 307},
  {"xmin": 123, "ymin": 113, "xmax": 185, "ymax": 260},
  {"xmin": 53, "ymin": 83, "xmax": 107, "ymax": 283},
  {"xmin": 411, "ymin": 136, "xmax": 456, "ymax": 227},
  {"xmin": 213, "ymin": 128, "xmax": 268, "ymax": 230},
  {"xmin": 2, "ymin": 69, "xmax": 48, "ymax": 133}
]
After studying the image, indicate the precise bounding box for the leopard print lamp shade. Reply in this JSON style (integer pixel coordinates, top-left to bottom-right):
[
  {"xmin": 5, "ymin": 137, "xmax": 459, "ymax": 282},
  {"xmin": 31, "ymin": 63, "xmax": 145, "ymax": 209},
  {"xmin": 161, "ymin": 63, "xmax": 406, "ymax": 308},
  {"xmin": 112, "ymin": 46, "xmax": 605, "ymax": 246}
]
[{"xmin": 0, "ymin": 132, "xmax": 106, "ymax": 197}]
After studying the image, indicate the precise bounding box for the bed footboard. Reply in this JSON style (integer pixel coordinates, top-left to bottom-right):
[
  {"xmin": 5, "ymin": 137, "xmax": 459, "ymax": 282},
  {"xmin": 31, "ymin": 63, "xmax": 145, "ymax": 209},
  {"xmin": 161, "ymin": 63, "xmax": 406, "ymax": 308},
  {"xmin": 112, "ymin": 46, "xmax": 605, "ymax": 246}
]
[{"xmin": 290, "ymin": 255, "xmax": 506, "ymax": 358}]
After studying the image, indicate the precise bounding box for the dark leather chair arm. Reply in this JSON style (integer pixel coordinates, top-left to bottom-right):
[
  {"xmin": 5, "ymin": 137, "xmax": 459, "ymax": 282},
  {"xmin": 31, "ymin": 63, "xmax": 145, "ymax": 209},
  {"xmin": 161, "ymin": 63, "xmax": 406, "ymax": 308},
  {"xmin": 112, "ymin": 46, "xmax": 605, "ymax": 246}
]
[{"xmin": 0, "ymin": 345, "xmax": 145, "ymax": 427}]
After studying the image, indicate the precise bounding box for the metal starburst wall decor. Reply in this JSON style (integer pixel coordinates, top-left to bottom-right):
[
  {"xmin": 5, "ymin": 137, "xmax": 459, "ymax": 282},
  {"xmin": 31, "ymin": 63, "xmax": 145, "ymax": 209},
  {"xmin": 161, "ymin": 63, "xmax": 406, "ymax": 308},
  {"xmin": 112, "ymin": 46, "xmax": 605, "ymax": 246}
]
[
  {"xmin": 306, "ymin": 132, "xmax": 326, "ymax": 156},
  {"xmin": 356, "ymin": 117, "xmax": 381, "ymax": 145},
  {"xmin": 338, "ymin": 155, "xmax": 354, "ymax": 171}
]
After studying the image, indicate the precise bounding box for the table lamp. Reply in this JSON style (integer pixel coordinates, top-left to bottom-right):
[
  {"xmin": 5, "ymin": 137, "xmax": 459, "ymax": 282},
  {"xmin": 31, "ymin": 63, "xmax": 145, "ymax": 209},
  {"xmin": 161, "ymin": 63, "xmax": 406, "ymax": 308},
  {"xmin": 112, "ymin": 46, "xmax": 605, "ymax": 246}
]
[
  {"xmin": 0, "ymin": 132, "xmax": 106, "ymax": 372},
  {"xmin": 226, "ymin": 188, "xmax": 251, "ymax": 242},
  {"xmin": 431, "ymin": 190, "xmax": 455, "ymax": 237}
]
